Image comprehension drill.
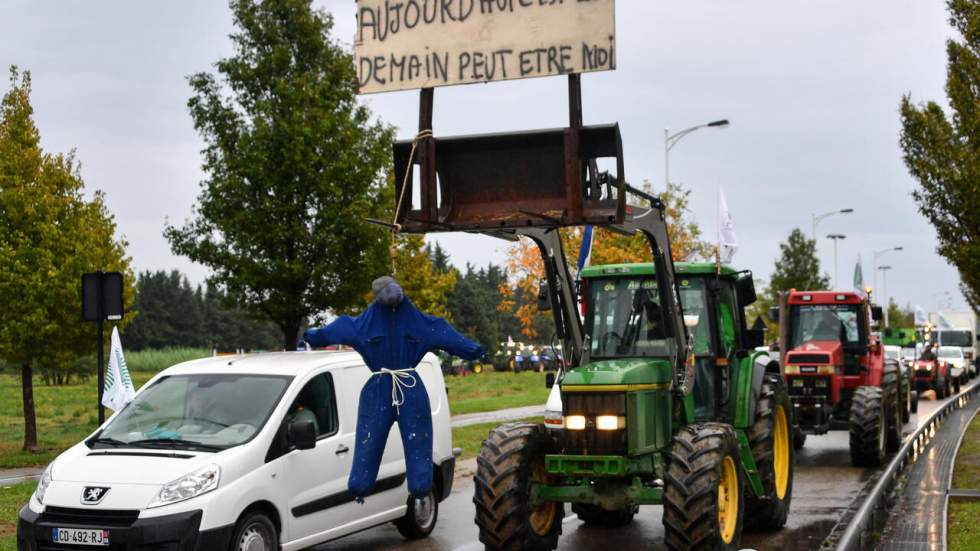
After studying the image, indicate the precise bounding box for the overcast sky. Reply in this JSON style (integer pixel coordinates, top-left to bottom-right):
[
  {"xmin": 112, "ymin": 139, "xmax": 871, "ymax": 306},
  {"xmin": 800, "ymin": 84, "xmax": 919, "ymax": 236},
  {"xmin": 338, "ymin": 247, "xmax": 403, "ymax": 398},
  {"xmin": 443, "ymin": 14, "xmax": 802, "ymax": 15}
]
[{"xmin": 0, "ymin": 0, "xmax": 968, "ymax": 312}]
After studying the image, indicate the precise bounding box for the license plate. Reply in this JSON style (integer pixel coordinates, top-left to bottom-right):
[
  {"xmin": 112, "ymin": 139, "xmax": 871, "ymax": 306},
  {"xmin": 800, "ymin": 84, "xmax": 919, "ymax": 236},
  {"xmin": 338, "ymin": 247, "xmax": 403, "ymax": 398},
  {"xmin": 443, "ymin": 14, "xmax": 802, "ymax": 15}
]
[{"xmin": 52, "ymin": 527, "xmax": 110, "ymax": 546}]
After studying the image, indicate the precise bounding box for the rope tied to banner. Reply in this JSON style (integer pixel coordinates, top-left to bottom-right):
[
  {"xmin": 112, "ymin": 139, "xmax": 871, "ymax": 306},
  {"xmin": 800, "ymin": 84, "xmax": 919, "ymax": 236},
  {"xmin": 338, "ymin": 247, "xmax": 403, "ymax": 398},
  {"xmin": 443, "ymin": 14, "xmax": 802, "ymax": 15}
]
[{"xmin": 389, "ymin": 129, "xmax": 434, "ymax": 275}]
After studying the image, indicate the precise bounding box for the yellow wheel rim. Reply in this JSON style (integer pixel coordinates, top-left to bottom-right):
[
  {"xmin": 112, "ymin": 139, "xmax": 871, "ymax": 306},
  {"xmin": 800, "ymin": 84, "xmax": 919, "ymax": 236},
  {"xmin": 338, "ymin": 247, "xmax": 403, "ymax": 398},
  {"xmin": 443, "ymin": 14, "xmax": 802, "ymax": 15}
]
[
  {"xmin": 718, "ymin": 455, "xmax": 739, "ymax": 544},
  {"xmin": 774, "ymin": 405, "xmax": 790, "ymax": 500},
  {"xmin": 528, "ymin": 461, "xmax": 557, "ymax": 536}
]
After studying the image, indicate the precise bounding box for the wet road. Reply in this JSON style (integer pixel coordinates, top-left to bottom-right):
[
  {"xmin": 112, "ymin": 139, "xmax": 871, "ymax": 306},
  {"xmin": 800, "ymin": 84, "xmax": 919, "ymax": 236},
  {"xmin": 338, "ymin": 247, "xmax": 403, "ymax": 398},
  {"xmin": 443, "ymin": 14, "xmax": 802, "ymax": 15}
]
[{"xmin": 314, "ymin": 382, "xmax": 976, "ymax": 551}]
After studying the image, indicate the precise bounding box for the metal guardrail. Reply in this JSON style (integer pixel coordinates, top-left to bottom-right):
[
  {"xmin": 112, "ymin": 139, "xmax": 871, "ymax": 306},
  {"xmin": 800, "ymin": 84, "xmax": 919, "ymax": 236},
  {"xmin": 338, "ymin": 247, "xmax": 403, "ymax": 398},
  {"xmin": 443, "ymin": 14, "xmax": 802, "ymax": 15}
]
[{"xmin": 832, "ymin": 380, "xmax": 980, "ymax": 551}]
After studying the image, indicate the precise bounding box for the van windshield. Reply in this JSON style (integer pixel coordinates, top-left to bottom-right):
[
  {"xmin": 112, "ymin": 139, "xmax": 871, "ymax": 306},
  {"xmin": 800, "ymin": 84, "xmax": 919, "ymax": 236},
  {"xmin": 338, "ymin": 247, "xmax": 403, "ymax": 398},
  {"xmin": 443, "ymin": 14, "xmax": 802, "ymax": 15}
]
[{"xmin": 93, "ymin": 374, "xmax": 291, "ymax": 451}]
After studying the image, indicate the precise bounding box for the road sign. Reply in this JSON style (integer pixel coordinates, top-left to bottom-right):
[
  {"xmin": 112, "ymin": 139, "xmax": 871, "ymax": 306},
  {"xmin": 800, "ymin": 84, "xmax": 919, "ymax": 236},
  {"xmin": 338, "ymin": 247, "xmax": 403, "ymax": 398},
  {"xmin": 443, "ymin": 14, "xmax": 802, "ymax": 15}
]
[
  {"xmin": 81, "ymin": 271, "xmax": 125, "ymax": 423},
  {"xmin": 354, "ymin": 0, "xmax": 616, "ymax": 94}
]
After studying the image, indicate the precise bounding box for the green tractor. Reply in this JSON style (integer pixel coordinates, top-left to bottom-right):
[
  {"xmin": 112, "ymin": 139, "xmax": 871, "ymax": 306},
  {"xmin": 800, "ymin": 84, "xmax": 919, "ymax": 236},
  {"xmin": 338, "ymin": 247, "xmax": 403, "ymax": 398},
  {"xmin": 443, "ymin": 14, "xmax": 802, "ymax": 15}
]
[
  {"xmin": 474, "ymin": 262, "xmax": 793, "ymax": 551},
  {"xmin": 387, "ymin": 107, "xmax": 792, "ymax": 550}
]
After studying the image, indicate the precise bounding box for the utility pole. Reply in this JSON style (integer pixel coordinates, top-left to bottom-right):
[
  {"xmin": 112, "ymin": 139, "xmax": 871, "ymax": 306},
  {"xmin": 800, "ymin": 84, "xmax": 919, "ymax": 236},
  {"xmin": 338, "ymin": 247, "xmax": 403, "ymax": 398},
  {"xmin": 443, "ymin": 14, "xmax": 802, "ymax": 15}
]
[
  {"xmin": 664, "ymin": 119, "xmax": 730, "ymax": 187},
  {"xmin": 826, "ymin": 234, "xmax": 847, "ymax": 289}
]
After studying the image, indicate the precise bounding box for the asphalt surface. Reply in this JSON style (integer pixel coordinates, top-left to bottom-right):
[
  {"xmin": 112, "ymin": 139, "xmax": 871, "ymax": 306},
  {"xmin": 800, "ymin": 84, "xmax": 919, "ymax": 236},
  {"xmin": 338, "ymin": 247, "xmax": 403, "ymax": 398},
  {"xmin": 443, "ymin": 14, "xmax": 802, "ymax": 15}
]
[{"xmin": 313, "ymin": 384, "xmax": 972, "ymax": 551}]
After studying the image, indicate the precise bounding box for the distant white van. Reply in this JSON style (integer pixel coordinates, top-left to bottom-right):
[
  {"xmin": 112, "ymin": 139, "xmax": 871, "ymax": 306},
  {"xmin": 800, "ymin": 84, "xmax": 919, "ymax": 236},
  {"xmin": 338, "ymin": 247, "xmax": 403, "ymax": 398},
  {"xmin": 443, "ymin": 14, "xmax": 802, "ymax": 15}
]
[{"xmin": 17, "ymin": 351, "xmax": 456, "ymax": 551}]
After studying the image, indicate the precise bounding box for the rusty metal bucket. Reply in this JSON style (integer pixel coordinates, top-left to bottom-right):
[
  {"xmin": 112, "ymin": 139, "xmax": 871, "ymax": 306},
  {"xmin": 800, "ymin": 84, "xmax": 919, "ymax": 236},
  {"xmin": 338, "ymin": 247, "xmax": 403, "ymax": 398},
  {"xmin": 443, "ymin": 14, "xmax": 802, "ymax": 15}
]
[{"xmin": 392, "ymin": 124, "xmax": 624, "ymax": 232}]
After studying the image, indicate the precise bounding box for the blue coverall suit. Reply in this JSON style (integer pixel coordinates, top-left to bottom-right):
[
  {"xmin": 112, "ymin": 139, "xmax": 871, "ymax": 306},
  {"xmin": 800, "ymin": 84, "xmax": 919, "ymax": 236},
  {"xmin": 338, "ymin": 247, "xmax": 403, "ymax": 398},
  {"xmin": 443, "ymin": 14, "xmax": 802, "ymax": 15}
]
[{"xmin": 304, "ymin": 298, "xmax": 484, "ymax": 500}]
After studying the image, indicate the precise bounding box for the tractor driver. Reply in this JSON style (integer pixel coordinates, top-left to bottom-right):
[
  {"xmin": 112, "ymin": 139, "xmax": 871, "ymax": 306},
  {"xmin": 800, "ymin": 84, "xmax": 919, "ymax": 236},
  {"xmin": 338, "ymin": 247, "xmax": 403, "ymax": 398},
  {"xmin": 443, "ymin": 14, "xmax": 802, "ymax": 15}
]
[{"xmin": 811, "ymin": 309, "xmax": 844, "ymax": 341}]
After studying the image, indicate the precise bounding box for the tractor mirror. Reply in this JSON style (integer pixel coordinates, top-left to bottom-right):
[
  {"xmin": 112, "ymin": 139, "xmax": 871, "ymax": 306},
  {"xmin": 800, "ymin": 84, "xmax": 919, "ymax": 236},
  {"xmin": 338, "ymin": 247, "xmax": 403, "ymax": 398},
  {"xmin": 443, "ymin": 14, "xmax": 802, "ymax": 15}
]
[
  {"xmin": 735, "ymin": 273, "xmax": 757, "ymax": 306},
  {"xmin": 537, "ymin": 280, "xmax": 552, "ymax": 311},
  {"xmin": 683, "ymin": 314, "xmax": 700, "ymax": 328},
  {"xmin": 871, "ymin": 305, "xmax": 883, "ymax": 322},
  {"xmin": 768, "ymin": 307, "xmax": 780, "ymax": 322},
  {"xmin": 545, "ymin": 372, "xmax": 556, "ymax": 388},
  {"xmin": 745, "ymin": 328, "xmax": 765, "ymax": 349}
]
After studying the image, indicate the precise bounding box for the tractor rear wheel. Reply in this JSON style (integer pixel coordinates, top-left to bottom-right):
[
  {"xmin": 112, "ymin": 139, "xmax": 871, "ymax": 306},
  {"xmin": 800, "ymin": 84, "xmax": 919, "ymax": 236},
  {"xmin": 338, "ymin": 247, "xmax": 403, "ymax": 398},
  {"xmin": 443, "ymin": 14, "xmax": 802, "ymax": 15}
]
[
  {"xmin": 572, "ymin": 504, "xmax": 638, "ymax": 527},
  {"xmin": 473, "ymin": 422, "xmax": 562, "ymax": 551},
  {"xmin": 849, "ymin": 386, "xmax": 887, "ymax": 466},
  {"xmin": 935, "ymin": 373, "xmax": 948, "ymax": 399},
  {"xmin": 663, "ymin": 423, "xmax": 745, "ymax": 551},
  {"xmin": 745, "ymin": 375, "xmax": 793, "ymax": 531},
  {"xmin": 883, "ymin": 367, "xmax": 902, "ymax": 453}
]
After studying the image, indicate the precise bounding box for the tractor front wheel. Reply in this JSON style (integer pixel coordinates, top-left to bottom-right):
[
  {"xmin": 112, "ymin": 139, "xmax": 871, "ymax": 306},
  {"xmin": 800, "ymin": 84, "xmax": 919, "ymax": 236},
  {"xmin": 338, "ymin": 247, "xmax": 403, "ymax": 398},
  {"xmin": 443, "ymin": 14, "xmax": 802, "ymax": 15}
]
[
  {"xmin": 935, "ymin": 373, "xmax": 948, "ymax": 399},
  {"xmin": 572, "ymin": 504, "xmax": 638, "ymax": 527},
  {"xmin": 849, "ymin": 386, "xmax": 887, "ymax": 466},
  {"xmin": 883, "ymin": 367, "xmax": 902, "ymax": 453},
  {"xmin": 474, "ymin": 423, "xmax": 562, "ymax": 551},
  {"xmin": 745, "ymin": 375, "xmax": 793, "ymax": 531},
  {"xmin": 663, "ymin": 423, "xmax": 745, "ymax": 551}
]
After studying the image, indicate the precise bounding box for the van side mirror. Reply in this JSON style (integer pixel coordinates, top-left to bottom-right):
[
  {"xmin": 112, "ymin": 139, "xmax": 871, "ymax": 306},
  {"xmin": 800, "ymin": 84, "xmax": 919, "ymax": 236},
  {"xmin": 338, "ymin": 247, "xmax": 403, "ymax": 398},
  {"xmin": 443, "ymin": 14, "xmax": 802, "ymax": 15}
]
[
  {"xmin": 537, "ymin": 280, "xmax": 552, "ymax": 311},
  {"xmin": 871, "ymin": 305, "xmax": 883, "ymax": 322},
  {"xmin": 768, "ymin": 307, "xmax": 780, "ymax": 322},
  {"xmin": 545, "ymin": 372, "xmax": 556, "ymax": 388},
  {"xmin": 287, "ymin": 419, "xmax": 316, "ymax": 450},
  {"xmin": 735, "ymin": 273, "xmax": 757, "ymax": 306}
]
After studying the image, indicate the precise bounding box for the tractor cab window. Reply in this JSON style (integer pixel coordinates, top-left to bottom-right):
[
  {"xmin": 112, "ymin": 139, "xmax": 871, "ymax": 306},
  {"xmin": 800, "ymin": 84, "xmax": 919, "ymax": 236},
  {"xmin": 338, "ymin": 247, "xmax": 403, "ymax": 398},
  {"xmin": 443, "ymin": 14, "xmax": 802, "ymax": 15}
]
[
  {"xmin": 587, "ymin": 277, "xmax": 674, "ymax": 359},
  {"xmin": 789, "ymin": 304, "xmax": 862, "ymax": 349},
  {"xmin": 679, "ymin": 278, "xmax": 711, "ymax": 356}
]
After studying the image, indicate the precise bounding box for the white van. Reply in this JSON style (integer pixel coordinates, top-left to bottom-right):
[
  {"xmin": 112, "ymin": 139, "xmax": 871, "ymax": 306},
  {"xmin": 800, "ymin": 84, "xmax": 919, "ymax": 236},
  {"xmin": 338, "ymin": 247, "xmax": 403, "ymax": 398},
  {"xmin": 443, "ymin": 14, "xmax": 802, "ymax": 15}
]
[{"xmin": 17, "ymin": 351, "xmax": 457, "ymax": 551}]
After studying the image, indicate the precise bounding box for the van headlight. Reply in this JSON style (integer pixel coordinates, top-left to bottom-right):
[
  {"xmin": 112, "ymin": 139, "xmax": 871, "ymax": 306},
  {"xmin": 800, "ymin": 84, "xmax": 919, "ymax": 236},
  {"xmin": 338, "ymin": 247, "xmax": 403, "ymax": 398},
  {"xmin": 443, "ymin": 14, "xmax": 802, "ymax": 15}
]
[
  {"xmin": 148, "ymin": 464, "xmax": 220, "ymax": 508},
  {"xmin": 33, "ymin": 464, "xmax": 53, "ymax": 504}
]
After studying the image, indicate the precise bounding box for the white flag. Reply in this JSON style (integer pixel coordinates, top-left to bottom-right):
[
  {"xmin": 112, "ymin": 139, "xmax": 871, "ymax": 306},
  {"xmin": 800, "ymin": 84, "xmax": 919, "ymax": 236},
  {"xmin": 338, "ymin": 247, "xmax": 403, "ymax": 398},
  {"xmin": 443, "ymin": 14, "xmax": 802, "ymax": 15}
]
[
  {"xmin": 102, "ymin": 326, "xmax": 136, "ymax": 411},
  {"xmin": 718, "ymin": 188, "xmax": 737, "ymax": 263}
]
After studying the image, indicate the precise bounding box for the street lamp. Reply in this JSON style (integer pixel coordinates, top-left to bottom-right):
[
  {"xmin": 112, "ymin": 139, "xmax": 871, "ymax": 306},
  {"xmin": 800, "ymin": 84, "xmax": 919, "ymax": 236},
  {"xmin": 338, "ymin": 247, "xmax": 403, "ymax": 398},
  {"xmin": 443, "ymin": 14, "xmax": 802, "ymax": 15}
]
[
  {"xmin": 664, "ymin": 119, "xmax": 730, "ymax": 186},
  {"xmin": 826, "ymin": 233, "xmax": 847, "ymax": 289},
  {"xmin": 878, "ymin": 265, "xmax": 893, "ymax": 327},
  {"xmin": 811, "ymin": 208, "xmax": 854, "ymax": 241},
  {"xmin": 872, "ymin": 246, "xmax": 903, "ymax": 298}
]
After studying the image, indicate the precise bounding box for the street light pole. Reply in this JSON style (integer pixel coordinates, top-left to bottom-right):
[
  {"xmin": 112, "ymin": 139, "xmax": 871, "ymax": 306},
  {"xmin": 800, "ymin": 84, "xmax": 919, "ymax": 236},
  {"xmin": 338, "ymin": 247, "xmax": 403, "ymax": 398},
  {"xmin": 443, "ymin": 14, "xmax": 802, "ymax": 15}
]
[
  {"xmin": 827, "ymin": 233, "xmax": 847, "ymax": 289},
  {"xmin": 872, "ymin": 246, "xmax": 903, "ymax": 297},
  {"xmin": 878, "ymin": 265, "xmax": 892, "ymax": 327},
  {"xmin": 811, "ymin": 208, "xmax": 855, "ymax": 242},
  {"xmin": 664, "ymin": 119, "xmax": 730, "ymax": 187}
]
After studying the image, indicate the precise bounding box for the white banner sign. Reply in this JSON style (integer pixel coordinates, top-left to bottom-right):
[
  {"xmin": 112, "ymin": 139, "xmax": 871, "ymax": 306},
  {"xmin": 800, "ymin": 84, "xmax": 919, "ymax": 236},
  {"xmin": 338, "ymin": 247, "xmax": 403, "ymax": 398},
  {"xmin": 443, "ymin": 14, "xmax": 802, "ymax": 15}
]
[{"xmin": 354, "ymin": 0, "xmax": 616, "ymax": 94}]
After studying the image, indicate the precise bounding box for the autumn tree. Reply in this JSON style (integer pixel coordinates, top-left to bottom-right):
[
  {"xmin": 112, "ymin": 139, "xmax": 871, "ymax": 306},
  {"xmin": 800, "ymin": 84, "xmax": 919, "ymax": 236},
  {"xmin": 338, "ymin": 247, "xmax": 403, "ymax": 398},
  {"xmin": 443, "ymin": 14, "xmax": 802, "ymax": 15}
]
[
  {"xmin": 166, "ymin": 0, "xmax": 393, "ymax": 347},
  {"xmin": 899, "ymin": 0, "xmax": 980, "ymax": 309},
  {"xmin": 393, "ymin": 235, "xmax": 456, "ymax": 320},
  {"xmin": 0, "ymin": 67, "xmax": 133, "ymax": 451},
  {"xmin": 499, "ymin": 180, "xmax": 713, "ymax": 338}
]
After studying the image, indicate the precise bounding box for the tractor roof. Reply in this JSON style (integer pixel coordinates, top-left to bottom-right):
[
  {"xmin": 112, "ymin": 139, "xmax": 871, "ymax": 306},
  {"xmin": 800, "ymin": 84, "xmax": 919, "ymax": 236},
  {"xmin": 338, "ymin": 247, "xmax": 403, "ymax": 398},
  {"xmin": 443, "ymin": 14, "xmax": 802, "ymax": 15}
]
[
  {"xmin": 580, "ymin": 261, "xmax": 740, "ymax": 279},
  {"xmin": 786, "ymin": 290, "xmax": 864, "ymax": 305}
]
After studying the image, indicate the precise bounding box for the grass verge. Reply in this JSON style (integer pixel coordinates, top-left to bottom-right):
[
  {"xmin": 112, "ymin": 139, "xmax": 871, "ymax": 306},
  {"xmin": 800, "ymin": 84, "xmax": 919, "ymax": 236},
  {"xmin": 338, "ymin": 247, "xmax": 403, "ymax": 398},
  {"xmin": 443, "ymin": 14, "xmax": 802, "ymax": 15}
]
[
  {"xmin": 445, "ymin": 370, "xmax": 548, "ymax": 416},
  {"xmin": 949, "ymin": 410, "xmax": 980, "ymax": 551},
  {"xmin": 452, "ymin": 417, "xmax": 543, "ymax": 460},
  {"xmin": 0, "ymin": 481, "xmax": 35, "ymax": 551}
]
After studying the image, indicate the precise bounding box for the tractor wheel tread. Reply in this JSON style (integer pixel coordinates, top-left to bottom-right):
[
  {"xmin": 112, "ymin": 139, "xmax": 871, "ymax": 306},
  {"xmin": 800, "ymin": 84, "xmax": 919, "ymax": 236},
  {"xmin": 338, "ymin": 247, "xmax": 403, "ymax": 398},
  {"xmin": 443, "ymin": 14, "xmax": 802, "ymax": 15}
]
[
  {"xmin": 745, "ymin": 376, "xmax": 794, "ymax": 531},
  {"xmin": 849, "ymin": 386, "xmax": 887, "ymax": 466}
]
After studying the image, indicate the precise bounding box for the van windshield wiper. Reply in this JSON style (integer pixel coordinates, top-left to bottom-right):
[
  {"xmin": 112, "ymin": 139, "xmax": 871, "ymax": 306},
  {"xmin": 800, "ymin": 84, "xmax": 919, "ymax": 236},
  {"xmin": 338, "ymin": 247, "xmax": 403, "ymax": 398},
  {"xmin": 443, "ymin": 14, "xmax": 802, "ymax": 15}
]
[{"xmin": 128, "ymin": 438, "xmax": 222, "ymax": 452}]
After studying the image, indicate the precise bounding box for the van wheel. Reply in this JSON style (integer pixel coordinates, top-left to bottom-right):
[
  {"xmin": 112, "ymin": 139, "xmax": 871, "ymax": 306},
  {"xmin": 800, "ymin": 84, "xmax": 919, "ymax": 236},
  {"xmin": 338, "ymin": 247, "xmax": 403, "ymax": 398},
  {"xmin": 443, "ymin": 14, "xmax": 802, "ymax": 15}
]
[
  {"xmin": 395, "ymin": 489, "xmax": 438, "ymax": 539},
  {"xmin": 230, "ymin": 512, "xmax": 277, "ymax": 551}
]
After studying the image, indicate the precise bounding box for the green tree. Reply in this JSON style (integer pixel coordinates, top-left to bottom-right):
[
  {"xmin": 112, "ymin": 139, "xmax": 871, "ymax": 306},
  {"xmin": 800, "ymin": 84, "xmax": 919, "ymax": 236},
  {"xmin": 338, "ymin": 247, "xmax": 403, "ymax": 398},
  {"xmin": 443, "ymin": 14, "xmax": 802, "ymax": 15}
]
[
  {"xmin": 886, "ymin": 299, "xmax": 915, "ymax": 328},
  {"xmin": 0, "ymin": 67, "xmax": 133, "ymax": 451},
  {"xmin": 125, "ymin": 271, "xmax": 205, "ymax": 350},
  {"xmin": 899, "ymin": 0, "xmax": 980, "ymax": 309},
  {"xmin": 166, "ymin": 0, "xmax": 394, "ymax": 347},
  {"xmin": 767, "ymin": 228, "xmax": 830, "ymax": 298}
]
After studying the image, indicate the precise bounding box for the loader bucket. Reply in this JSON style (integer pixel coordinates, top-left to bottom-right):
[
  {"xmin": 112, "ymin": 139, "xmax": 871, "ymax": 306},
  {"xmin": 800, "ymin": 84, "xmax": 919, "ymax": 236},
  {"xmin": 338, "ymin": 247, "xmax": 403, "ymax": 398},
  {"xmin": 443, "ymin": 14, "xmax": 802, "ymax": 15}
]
[{"xmin": 392, "ymin": 124, "xmax": 625, "ymax": 232}]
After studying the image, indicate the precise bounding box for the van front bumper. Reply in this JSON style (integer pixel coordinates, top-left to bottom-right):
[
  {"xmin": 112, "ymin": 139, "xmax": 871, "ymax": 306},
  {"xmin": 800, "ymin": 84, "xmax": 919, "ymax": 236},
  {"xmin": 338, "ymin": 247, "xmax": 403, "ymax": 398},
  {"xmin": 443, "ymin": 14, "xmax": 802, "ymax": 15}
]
[{"xmin": 17, "ymin": 505, "xmax": 234, "ymax": 551}]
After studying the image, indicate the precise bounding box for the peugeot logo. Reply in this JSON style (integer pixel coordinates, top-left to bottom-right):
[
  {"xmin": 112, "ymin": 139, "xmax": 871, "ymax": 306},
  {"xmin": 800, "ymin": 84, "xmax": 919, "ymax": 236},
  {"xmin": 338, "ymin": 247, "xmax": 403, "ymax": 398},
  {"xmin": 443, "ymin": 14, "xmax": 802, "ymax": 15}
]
[{"xmin": 81, "ymin": 486, "xmax": 110, "ymax": 505}]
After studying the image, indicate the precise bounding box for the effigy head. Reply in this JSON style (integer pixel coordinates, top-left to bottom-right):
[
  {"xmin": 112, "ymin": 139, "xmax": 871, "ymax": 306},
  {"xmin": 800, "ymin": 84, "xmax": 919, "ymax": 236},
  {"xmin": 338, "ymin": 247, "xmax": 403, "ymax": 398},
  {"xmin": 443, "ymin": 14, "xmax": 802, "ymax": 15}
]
[{"xmin": 372, "ymin": 276, "xmax": 404, "ymax": 306}]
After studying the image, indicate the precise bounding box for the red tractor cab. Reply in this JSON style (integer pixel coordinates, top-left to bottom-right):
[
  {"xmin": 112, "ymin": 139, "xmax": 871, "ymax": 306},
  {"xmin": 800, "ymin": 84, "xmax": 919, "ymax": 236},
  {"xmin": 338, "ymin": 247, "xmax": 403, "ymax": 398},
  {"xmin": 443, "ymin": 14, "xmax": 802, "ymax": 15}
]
[{"xmin": 772, "ymin": 290, "xmax": 905, "ymax": 466}]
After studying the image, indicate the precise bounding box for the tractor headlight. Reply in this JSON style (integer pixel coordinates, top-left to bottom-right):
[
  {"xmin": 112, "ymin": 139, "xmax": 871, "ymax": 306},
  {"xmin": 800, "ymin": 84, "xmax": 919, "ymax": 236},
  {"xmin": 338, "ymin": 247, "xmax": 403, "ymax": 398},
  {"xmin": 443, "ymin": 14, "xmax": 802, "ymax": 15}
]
[
  {"xmin": 814, "ymin": 378, "xmax": 828, "ymax": 388},
  {"xmin": 148, "ymin": 464, "xmax": 220, "ymax": 508},
  {"xmin": 595, "ymin": 415, "xmax": 625, "ymax": 431},
  {"xmin": 792, "ymin": 378, "xmax": 804, "ymax": 387},
  {"xmin": 565, "ymin": 415, "xmax": 587, "ymax": 430}
]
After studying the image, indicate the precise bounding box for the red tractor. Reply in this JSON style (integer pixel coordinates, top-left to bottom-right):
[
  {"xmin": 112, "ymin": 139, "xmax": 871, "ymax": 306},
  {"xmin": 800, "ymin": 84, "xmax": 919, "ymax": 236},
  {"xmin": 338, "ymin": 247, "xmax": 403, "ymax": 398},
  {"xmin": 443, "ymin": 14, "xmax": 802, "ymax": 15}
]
[
  {"xmin": 913, "ymin": 348, "xmax": 953, "ymax": 399},
  {"xmin": 771, "ymin": 291, "xmax": 905, "ymax": 466}
]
